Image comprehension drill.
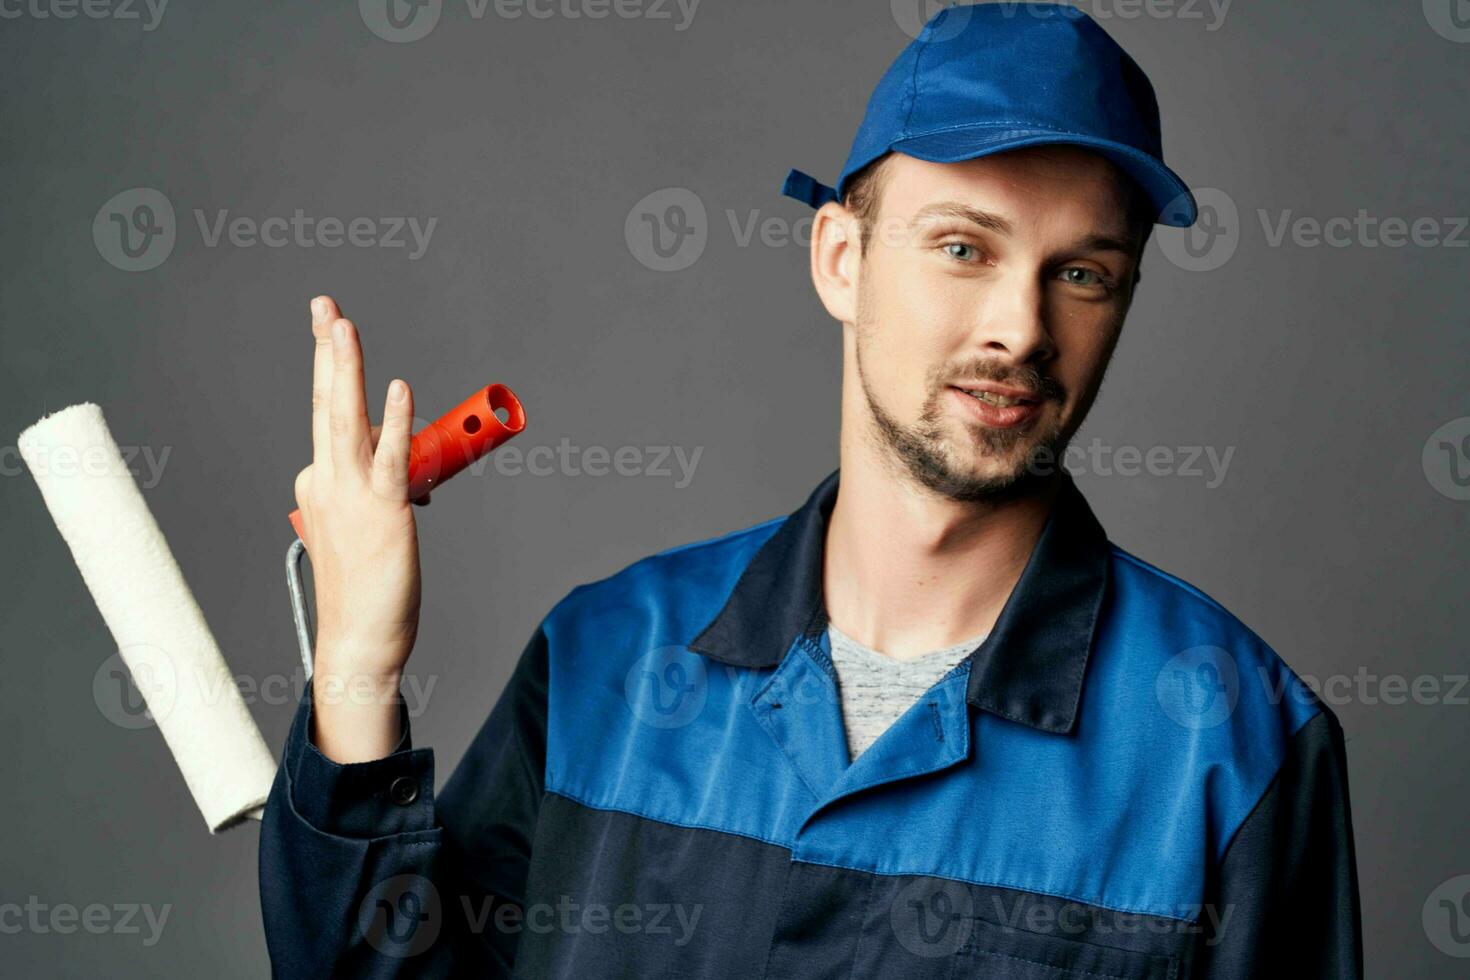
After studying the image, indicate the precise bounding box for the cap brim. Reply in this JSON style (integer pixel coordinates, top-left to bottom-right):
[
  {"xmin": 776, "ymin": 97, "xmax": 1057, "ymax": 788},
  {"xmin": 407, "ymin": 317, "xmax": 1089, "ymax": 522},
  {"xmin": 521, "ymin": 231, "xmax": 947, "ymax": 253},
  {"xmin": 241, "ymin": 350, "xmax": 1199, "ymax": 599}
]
[{"xmin": 880, "ymin": 125, "xmax": 1197, "ymax": 227}]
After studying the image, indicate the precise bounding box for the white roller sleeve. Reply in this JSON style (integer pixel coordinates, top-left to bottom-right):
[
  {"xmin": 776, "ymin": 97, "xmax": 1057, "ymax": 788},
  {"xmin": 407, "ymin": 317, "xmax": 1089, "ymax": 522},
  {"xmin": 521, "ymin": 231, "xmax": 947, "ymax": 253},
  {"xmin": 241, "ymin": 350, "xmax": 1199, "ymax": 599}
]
[{"xmin": 18, "ymin": 403, "xmax": 278, "ymax": 833}]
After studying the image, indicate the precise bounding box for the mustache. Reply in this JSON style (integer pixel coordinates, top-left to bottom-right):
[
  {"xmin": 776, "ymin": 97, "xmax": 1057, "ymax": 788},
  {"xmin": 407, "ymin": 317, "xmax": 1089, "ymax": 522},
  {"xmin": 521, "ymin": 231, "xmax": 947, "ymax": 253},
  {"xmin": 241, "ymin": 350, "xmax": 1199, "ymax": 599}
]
[{"xmin": 944, "ymin": 361, "xmax": 1066, "ymax": 402}]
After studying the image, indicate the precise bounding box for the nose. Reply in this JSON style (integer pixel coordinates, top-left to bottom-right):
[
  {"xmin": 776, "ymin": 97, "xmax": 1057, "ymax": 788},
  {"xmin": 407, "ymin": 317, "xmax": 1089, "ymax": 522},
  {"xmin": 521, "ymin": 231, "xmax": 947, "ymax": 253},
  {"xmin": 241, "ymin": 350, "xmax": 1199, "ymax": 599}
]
[{"xmin": 970, "ymin": 270, "xmax": 1055, "ymax": 366}]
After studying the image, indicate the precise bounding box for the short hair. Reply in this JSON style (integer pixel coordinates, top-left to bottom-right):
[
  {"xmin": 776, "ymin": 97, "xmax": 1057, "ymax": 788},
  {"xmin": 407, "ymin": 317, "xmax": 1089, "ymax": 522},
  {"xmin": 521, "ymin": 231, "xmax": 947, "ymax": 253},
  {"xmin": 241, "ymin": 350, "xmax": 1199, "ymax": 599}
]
[
  {"xmin": 842, "ymin": 153, "xmax": 894, "ymax": 256},
  {"xmin": 841, "ymin": 150, "xmax": 1155, "ymax": 286}
]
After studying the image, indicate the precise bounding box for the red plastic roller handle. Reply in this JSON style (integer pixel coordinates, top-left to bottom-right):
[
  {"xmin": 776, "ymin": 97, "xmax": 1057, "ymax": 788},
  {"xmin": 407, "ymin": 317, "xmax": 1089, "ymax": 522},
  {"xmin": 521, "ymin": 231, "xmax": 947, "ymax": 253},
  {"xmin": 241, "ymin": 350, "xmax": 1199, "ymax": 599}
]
[{"xmin": 288, "ymin": 382, "xmax": 527, "ymax": 539}]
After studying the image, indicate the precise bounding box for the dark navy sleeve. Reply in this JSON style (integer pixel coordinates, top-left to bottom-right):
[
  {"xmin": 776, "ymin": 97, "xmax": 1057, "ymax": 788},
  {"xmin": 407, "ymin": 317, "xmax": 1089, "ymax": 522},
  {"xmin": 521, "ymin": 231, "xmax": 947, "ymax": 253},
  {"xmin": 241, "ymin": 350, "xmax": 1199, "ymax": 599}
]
[
  {"xmin": 258, "ymin": 626, "xmax": 550, "ymax": 978},
  {"xmin": 1194, "ymin": 708, "xmax": 1363, "ymax": 978}
]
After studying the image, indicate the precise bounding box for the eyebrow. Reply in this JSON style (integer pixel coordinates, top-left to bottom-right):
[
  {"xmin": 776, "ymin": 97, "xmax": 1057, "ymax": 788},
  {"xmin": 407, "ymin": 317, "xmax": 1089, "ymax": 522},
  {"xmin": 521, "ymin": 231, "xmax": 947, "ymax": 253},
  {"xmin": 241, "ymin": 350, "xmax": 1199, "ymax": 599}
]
[
  {"xmin": 910, "ymin": 201, "xmax": 1135, "ymax": 255},
  {"xmin": 912, "ymin": 202, "xmax": 1014, "ymax": 235}
]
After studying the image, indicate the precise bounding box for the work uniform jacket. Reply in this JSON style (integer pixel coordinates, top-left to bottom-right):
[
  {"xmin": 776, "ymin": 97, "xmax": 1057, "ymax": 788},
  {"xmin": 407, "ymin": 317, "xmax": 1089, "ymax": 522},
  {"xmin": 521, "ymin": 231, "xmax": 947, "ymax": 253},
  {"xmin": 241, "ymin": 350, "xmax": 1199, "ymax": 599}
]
[{"xmin": 259, "ymin": 469, "xmax": 1363, "ymax": 978}]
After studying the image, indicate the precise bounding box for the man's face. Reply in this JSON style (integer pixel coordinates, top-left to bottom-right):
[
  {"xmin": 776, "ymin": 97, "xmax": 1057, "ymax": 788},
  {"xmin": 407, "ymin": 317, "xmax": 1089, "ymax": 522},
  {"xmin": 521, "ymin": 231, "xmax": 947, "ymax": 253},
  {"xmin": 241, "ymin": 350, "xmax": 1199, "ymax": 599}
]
[{"xmin": 847, "ymin": 148, "xmax": 1141, "ymax": 501}]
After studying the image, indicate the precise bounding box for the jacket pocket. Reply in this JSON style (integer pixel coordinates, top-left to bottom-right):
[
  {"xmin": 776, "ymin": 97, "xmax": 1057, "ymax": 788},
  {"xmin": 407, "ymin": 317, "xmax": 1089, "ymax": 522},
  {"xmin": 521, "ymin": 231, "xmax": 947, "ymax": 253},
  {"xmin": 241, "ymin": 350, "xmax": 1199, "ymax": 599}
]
[{"xmin": 951, "ymin": 916, "xmax": 1176, "ymax": 980}]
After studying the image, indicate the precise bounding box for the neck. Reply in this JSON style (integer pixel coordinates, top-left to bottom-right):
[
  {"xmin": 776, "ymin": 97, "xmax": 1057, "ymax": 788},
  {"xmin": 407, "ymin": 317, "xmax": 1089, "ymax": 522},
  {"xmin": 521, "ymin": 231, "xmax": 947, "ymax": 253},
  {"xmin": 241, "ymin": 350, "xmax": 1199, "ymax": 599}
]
[{"xmin": 823, "ymin": 440, "xmax": 1058, "ymax": 662}]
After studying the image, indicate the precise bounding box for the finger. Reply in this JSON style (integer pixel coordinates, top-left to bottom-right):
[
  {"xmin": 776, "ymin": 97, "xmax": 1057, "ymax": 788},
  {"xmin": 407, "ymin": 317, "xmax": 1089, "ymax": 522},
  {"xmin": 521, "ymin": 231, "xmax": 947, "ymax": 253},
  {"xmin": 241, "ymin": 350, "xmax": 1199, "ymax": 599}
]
[
  {"xmin": 370, "ymin": 423, "xmax": 383, "ymax": 452},
  {"xmin": 293, "ymin": 465, "xmax": 312, "ymax": 511},
  {"xmin": 309, "ymin": 296, "xmax": 341, "ymax": 474},
  {"xmin": 329, "ymin": 317, "xmax": 372, "ymax": 478},
  {"xmin": 293, "ymin": 465, "xmax": 314, "ymax": 548},
  {"xmin": 371, "ymin": 379, "xmax": 415, "ymax": 501}
]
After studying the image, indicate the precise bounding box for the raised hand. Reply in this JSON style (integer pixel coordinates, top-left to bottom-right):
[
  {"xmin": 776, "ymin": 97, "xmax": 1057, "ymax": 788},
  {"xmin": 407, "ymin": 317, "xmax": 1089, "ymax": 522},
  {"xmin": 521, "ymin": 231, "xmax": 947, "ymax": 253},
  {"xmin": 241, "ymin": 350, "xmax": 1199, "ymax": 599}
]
[{"xmin": 293, "ymin": 295, "xmax": 423, "ymax": 762}]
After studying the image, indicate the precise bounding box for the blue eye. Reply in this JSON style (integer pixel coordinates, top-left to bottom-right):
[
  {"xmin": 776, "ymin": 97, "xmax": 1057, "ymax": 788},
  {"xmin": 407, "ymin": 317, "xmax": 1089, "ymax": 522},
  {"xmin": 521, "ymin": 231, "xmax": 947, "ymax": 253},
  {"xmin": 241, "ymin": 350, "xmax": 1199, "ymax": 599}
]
[{"xmin": 943, "ymin": 242, "xmax": 978, "ymax": 261}]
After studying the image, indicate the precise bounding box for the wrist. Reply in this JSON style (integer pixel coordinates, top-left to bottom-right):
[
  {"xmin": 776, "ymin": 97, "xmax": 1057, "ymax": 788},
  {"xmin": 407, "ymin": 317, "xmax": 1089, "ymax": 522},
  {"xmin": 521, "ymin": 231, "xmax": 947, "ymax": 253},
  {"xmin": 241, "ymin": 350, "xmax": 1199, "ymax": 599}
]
[
  {"xmin": 310, "ymin": 661, "xmax": 404, "ymax": 708},
  {"xmin": 313, "ymin": 637, "xmax": 408, "ymax": 679},
  {"xmin": 309, "ymin": 668, "xmax": 406, "ymax": 764}
]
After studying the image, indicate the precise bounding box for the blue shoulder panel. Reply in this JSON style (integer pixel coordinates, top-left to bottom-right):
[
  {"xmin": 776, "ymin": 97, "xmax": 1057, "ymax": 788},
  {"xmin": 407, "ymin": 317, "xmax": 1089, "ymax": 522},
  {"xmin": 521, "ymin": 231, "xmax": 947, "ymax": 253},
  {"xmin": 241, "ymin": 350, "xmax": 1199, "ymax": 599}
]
[{"xmin": 543, "ymin": 526, "xmax": 1323, "ymax": 921}]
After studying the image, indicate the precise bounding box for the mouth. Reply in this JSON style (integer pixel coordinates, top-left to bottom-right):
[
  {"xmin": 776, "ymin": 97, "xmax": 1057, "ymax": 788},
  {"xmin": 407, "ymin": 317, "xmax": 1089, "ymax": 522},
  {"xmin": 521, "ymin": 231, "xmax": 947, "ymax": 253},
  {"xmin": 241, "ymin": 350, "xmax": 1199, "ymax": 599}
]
[
  {"xmin": 948, "ymin": 384, "xmax": 1045, "ymax": 429},
  {"xmin": 952, "ymin": 383, "xmax": 1040, "ymax": 407}
]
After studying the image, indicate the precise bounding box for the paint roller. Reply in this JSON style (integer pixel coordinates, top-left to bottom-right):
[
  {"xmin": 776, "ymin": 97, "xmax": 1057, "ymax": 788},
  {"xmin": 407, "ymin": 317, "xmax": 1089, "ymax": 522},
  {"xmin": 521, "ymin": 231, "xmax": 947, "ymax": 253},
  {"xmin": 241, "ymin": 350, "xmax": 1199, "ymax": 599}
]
[
  {"xmin": 19, "ymin": 383, "xmax": 527, "ymax": 834},
  {"xmin": 18, "ymin": 402, "xmax": 277, "ymax": 833}
]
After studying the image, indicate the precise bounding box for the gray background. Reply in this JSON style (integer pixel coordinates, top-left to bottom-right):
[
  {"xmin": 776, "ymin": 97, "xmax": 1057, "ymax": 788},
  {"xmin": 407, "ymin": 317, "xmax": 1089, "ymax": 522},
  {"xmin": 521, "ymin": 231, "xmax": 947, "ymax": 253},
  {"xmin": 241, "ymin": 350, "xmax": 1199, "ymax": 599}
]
[{"xmin": 1, "ymin": 0, "xmax": 1466, "ymax": 975}]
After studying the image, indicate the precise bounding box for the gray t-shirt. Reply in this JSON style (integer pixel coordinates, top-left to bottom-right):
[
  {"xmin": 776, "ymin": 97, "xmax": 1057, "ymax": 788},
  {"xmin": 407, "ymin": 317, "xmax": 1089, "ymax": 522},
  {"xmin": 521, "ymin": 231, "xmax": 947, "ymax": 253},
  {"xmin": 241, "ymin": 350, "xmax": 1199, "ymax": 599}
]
[{"xmin": 826, "ymin": 622, "xmax": 987, "ymax": 761}]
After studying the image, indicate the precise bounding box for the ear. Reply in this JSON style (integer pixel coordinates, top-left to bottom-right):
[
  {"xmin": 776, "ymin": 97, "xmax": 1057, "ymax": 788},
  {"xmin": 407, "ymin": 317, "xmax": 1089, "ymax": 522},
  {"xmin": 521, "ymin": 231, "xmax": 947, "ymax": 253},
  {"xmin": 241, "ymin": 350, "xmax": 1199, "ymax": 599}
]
[{"xmin": 809, "ymin": 200, "xmax": 862, "ymax": 325}]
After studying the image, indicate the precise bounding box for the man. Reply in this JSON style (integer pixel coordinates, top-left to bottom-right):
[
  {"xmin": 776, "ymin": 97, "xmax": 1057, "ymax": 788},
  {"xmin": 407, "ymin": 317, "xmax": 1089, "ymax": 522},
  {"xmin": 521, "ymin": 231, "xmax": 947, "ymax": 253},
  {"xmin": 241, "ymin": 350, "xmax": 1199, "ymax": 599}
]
[{"xmin": 260, "ymin": 4, "xmax": 1362, "ymax": 977}]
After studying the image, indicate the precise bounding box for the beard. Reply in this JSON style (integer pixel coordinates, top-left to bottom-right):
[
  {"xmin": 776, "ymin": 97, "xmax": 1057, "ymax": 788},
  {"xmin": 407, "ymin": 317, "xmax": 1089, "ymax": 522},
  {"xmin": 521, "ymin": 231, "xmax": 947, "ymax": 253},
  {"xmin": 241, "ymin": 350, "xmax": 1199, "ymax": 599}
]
[{"xmin": 854, "ymin": 307, "xmax": 1074, "ymax": 504}]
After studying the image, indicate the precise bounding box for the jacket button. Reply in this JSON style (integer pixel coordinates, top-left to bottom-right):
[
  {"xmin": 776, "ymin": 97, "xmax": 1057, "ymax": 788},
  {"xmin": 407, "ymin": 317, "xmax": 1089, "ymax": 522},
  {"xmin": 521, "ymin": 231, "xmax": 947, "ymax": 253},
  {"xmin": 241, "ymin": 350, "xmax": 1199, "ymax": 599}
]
[{"xmin": 389, "ymin": 776, "xmax": 419, "ymax": 806}]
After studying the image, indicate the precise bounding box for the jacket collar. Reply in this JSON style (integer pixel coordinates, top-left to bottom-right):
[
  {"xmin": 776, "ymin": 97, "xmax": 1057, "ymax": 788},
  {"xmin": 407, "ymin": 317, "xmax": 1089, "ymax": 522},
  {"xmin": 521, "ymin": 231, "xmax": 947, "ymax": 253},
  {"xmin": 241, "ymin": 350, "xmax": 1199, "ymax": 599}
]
[{"xmin": 687, "ymin": 468, "xmax": 1111, "ymax": 734}]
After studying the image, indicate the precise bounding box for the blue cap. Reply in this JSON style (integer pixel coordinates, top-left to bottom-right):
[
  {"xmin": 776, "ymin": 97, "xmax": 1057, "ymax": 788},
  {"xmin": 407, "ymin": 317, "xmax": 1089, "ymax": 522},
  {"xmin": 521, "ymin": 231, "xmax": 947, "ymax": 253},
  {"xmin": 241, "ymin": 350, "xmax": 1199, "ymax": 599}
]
[{"xmin": 782, "ymin": 3, "xmax": 1197, "ymax": 227}]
